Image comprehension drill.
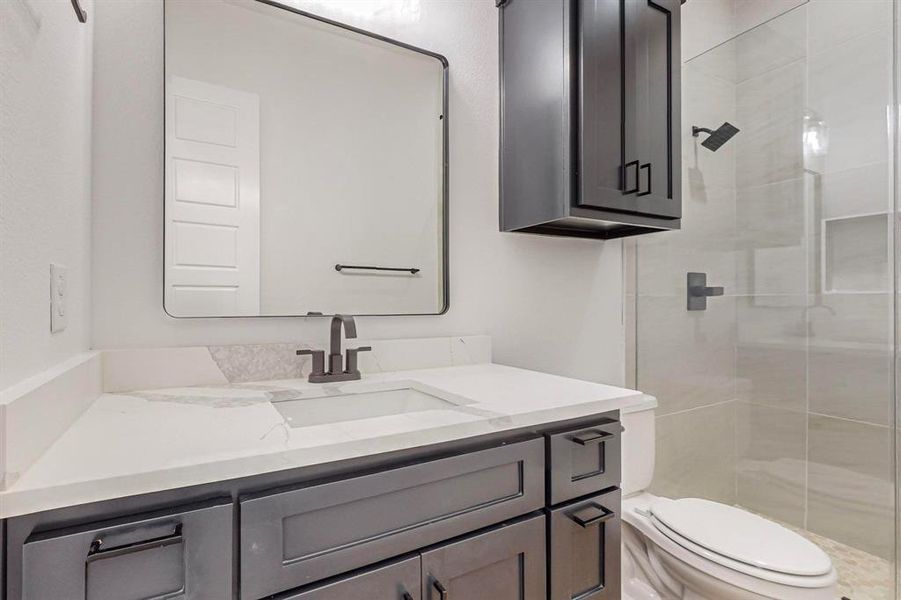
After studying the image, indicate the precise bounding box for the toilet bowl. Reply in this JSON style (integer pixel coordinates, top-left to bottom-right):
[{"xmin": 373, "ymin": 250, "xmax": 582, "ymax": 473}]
[{"xmin": 620, "ymin": 407, "xmax": 838, "ymax": 600}]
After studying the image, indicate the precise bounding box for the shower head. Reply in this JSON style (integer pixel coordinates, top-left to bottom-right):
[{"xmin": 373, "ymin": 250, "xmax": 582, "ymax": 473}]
[{"xmin": 692, "ymin": 122, "xmax": 740, "ymax": 151}]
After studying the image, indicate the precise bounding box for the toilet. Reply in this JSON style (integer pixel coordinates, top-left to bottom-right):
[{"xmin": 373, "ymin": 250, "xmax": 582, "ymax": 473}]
[{"xmin": 620, "ymin": 407, "xmax": 839, "ymax": 600}]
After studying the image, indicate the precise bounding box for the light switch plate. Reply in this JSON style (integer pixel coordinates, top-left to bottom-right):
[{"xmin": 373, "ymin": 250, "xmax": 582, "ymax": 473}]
[{"xmin": 50, "ymin": 263, "xmax": 67, "ymax": 333}]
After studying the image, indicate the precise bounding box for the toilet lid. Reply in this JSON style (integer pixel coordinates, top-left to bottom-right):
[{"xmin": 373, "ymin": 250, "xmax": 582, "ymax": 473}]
[{"xmin": 650, "ymin": 498, "xmax": 832, "ymax": 577}]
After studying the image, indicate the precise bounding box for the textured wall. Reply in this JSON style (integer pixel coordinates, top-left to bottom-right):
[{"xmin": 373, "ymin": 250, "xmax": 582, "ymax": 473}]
[
  {"xmin": 91, "ymin": 0, "xmax": 625, "ymax": 385},
  {"xmin": 0, "ymin": 0, "xmax": 94, "ymax": 389}
]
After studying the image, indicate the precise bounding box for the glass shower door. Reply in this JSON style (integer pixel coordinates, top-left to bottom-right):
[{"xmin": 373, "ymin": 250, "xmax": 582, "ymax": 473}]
[{"xmin": 628, "ymin": 2, "xmax": 898, "ymax": 597}]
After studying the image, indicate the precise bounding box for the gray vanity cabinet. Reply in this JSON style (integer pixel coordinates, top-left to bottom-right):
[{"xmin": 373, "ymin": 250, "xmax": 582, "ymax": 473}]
[
  {"xmin": 421, "ymin": 515, "xmax": 546, "ymax": 600},
  {"xmin": 281, "ymin": 556, "xmax": 422, "ymax": 600},
  {"xmin": 19, "ymin": 500, "xmax": 232, "ymax": 600},
  {"xmin": 500, "ymin": 0, "xmax": 681, "ymax": 239},
  {"xmin": 5, "ymin": 412, "xmax": 624, "ymax": 600},
  {"xmin": 549, "ymin": 489, "xmax": 621, "ymax": 600}
]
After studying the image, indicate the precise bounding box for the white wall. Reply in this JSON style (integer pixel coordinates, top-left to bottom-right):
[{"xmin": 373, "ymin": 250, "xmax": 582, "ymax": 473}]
[
  {"xmin": 92, "ymin": 0, "xmax": 625, "ymax": 385},
  {"xmin": 0, "ymin": 0, "xmax": 94, "ymax": 389}
]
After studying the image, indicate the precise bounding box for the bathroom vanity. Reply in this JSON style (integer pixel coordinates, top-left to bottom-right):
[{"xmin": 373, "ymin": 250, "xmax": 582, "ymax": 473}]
[
  {"xmin": 0, "ymin": 0, "xmax": 655, "ymax": 596},
  {"xmin": 6, "ymin": 421, "xmax": 619, "ymax": 599},
  {"xmin": 0, "ymin": 345, "xmax": 652, "ymax": 600}
]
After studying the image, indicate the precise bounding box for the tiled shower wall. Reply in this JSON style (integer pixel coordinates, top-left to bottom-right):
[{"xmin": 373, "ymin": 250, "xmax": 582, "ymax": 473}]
[{"xmin": 627, "ymin": 0, "xmax": 896, "ymax": 559}]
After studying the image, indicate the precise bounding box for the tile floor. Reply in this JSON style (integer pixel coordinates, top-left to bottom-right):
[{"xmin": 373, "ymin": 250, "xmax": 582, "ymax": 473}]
[
  {"xmin": 791, "ymin": 524, "xmax": 893, "ymax": 600},
  {"xmin": 744, "ymin": 507, "xmax": 893, "ymax": 599}
]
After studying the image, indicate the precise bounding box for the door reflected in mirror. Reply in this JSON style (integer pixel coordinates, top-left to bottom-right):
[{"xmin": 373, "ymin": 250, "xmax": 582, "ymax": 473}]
[{"xmin": 164, "ymin": 0, "xmax": 448, "ymax": 317}]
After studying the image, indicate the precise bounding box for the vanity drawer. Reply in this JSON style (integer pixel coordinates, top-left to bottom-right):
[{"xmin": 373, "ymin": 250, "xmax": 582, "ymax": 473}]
[
  {"xmin": 548, "ymin": 488, "xmax": 621, "ymax": 600},
  {"xmin": 282, "ymin": 555, "xmax": 421, "ymax": 600},
  {"xmin": 547, "ymin": 418, "xmax": 622, "ymax": 505},
  {"xmin": 21, "ymin": 500, "xmax": 233, "ymax": 600},
  {"xmin": 240, "ymin": 438, "xmax": 545, "ymax": 599}
]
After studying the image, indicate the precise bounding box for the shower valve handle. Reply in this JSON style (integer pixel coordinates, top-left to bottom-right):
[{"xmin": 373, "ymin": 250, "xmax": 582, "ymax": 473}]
[
  {"xmin": 687, "ymin": 272, "xmax": 724, "ymax": 311},
  {"xmin": 690, "ymin": 286, "xmax": 724, "ymax": 297}
]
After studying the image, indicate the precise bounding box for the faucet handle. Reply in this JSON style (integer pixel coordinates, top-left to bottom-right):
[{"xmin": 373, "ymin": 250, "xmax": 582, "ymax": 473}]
[
  {"xmin": 296, "ymin": 348, "xmax": 326, "ymax": 377},
  {"xmin": 344, "ymin": 346, "xmax": 372, "ymax": 375}
]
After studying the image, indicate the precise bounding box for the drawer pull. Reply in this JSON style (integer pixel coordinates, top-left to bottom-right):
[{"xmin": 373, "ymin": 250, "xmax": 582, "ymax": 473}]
[
  {"xmin": 87, "ymin": 524, "xmax": 183, "ymax": 562},
  {"xmin": 570, "ymin": 504, "xmax": 615, "ymax": 528},
  {"xmin": 571, "ymin": 430, "xmax": 613, "ymax": 445},
  {"xmin": 433, "ymin": 579, "xmax": 449, "ymax": 600}
]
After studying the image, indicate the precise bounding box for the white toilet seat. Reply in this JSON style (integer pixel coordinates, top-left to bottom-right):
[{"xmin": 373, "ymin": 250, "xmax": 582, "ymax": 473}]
[
  {"xmin": 649, "ymin": 515, "xmax": 835, "ymax": 588},
  {"xmin": 649, "ymin": 497, "xmax": 832, "ymax": 578},
  {"xmin": 623, "ymin": 494, "xmax": 838, "ymax": 599}
]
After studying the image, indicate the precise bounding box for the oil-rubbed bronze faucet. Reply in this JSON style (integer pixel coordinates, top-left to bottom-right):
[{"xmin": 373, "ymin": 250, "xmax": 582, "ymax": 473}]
[{"xmin": 296, "ymin": 315, "xmax": 371, "ymax": 383}]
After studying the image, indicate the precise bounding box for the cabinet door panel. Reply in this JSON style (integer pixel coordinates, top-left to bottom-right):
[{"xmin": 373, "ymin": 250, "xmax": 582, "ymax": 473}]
[
  {"xmin": 283, "ymin": 556, "xmax": 421, "ymax": 600},
  {"xmin": 639, "ymin": 0, "xmax": 680, "ymax": 216},
  {"xmin": 578, "ymin": 0, "xmax": 625, "ymax": 206},
  {"xmin": 624, "ymin": 0, "xmax": 644, "ymax": 197},
  {"xmin": 421, "ymin": 516, "xmax": 545, "ymax": 600},
  {"xmin": 578, "ymin": 0, "xmax": 680, "ymax": 219},
  {"xmin": 549, "ymin": 489, "xmax": 621, "ymax": 600}
]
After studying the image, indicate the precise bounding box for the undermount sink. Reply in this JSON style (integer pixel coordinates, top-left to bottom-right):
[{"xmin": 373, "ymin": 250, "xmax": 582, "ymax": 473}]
[{"xmin": 272, "ymin": 385, "xmax": 467, "ymax": 428}]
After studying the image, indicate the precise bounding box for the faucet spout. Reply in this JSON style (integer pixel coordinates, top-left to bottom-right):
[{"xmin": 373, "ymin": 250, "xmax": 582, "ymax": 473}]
[
  {"xmin": 327, "ymin": 315, "xmax": 356, "ymax": 374},
  {"xmin": 330, "ymin": 314, "xmax": 356, "ymax": 355}
]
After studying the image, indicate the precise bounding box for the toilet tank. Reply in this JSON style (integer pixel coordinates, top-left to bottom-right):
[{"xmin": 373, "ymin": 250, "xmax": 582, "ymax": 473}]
[{"xmin": 621, "ymin": 404, "xmax": 656, "ymax": 497}]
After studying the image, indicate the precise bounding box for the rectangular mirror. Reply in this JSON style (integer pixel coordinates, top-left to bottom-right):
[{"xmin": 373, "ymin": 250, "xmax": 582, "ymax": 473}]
[{"xmin": 164, "ymin": 0, "xmax": 448, "ymax": 317}]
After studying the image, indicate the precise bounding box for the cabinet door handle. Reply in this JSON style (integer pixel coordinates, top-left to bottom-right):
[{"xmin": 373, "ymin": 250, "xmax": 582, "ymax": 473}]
[
  {"xmin": 571, "ymin": 430, "xmax": 613, "ymax": 445},
  {"xmin": 570, "ymin": 503, "xmax": 615, "ymax": 528},
  {"xmin": 637, "ymin": 163, "xmax": 651, "ymax": 196},
  {"xmin": 621, "ymin": 160, "xmax": 639, "ymax": 194},
  {"xmin": 87, "ymin": 524, "xmax": 183, "ymax": 562},
  {"xmin": 403, "ymin": 593, "xmax": 414, "ymax": 600},
  {"xmin": 433, "ymin": 579, "xmax": 449, "ymax": 600}
]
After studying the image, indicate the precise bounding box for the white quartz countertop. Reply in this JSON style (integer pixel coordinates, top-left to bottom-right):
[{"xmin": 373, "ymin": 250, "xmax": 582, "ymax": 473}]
[{"xmin": 0, "ymin": 363, "xmax": 653, "ymax": 518}]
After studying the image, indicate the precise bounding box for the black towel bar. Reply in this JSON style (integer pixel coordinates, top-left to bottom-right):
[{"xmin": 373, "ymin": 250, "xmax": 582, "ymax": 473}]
[{"xmin": 335, "ymin": 264, "xmax": 420, "ymax": 274}]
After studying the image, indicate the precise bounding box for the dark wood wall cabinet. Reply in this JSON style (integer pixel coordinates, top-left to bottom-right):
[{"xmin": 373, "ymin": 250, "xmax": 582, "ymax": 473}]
[
  {"xmin": 499, "ymin": 0, "xmax": 682, "ymax": 239},
  {"xmin": 3, "ymin": 412, "xmax": 622, "ymax": 599}
]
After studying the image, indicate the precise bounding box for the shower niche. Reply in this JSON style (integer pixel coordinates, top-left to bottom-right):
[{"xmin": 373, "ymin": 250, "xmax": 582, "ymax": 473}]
[
  {"xmin": 499, "ymin": 0, "xmax": 681, "ymax": 239},
  {"xmin": 822, "ymin": 212, "xmax": 891, "ymax": 294}
]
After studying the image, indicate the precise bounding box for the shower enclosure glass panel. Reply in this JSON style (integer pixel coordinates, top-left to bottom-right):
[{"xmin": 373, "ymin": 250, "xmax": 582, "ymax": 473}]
[{"xmin": 629, "ymin": 2, "xmax": 897, "ymax": 597}]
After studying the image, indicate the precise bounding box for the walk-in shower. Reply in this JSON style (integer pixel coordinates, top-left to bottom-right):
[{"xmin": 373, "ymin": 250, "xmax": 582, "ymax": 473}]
[{"xmin": 627, "ymin": 1, "xmax": 898, "ymax": 597}]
